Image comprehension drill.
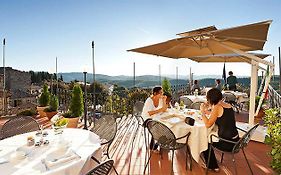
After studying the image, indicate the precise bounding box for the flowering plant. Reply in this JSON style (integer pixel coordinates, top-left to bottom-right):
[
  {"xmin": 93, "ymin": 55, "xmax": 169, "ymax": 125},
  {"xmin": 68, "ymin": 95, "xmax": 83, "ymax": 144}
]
[{"xmin": 51, "ymin": 114, "xmax": 68, "ymax": 127}]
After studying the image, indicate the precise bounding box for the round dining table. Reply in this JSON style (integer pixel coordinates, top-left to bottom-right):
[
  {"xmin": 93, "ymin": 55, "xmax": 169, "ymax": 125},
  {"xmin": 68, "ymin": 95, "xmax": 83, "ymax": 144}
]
[
  {"xmin": 153, "ymin": 108, "xmax": 217, "ymax": 163},
  {"xmin": 0, "ymin": 128, "xmax": 101, "ymax": 175}
]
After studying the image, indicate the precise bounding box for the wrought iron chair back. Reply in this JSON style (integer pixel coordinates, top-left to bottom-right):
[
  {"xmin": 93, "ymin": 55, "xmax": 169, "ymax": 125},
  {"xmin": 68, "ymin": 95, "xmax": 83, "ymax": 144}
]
[
  {"xmin": 146, "ymin": 120, "xmax": 176, "ymax": 148},
  {"xmin": 180, "ymin": 97, "xmax": 193, "ymax": 108},
  {"xmin": 1, "ymin": 116, "xmax": 40, "ymax": 140},
  {"xmin": 223, "ymin": 92, "xmax": 237, "ymax": 103},
  {"xmin": 133, "ymin": 101, "xmax": 144, "ymax": 124},
  {"xmin": 190, "ymin": 102, "xmax": 203, "ymax": 110},
  {"xmin": 145, "ymin": 120, "xmax": 192, "ymax": 174},
  {"xmin": 91, "ymin": 114, "xmax": 117, "ymax": 146},
  {"xmin": 206, "ymin": 124, "xmax": 259, "ymax": 175},
  {"xmin": 86, "ymin": 159, "xmax": 114, "ymax": 175},
  {"xmin": 232, "ymin": 124, "xmax": 259, "ymax": 153},
  {"xmin": 90, "ymin": 114, "xmax": 118, "ymax": 174}
]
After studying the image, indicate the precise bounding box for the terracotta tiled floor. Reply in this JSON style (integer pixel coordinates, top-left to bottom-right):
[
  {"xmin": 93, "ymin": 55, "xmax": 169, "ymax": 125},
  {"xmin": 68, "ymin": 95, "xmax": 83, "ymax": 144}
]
[
  {"xmin": 0, "ymin": 111, "xmax": 276, "ymax": 175},
  {"xmin": 107, "ymin": 114, "xmax": 275, "ymax": 175}
]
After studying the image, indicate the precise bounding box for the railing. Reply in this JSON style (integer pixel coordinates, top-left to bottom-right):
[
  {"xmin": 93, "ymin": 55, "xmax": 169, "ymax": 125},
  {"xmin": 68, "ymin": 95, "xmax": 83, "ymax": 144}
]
[{"xmin": 268, "ymin": 85, "xmax": 281, "ymax": 109}]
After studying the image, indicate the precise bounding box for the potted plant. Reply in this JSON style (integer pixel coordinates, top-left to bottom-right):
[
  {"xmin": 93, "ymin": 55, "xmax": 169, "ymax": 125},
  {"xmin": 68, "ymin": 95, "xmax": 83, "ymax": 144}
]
[
  {"xmin": 254, "ymin": 95, "xmax": 267, "ymax": 124},
  {"xmin": 264, "ymin": 108, "xmax": 281, "ymax": 174},
  {"xmin": 44, "ymin": 94, "xmax": 59, "ymax": 120},
  {"xmin": 65, "ymin": 84, "xmax": 84, "ymax": 128},
  {"xmin": 51, "ymin": 114, "xmax": 69, "ymax": 134},
  {"xmin": 37, "ymin": 84, "xmax": 50, "ymax": 118}
]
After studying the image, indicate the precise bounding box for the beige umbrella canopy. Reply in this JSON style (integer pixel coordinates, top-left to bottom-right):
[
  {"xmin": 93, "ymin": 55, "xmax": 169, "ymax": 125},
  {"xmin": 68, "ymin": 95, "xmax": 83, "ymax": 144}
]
[
  {"xmin": 189, "ymin": 53, "xmax": 270, "ymax": 63},
  {"xmin": 128, "ymin": 20, "xmax": 273, "ymax": 127},
  {"xmin": 128, "ymin": 20, "xmax": 272, "ymax": 58}
]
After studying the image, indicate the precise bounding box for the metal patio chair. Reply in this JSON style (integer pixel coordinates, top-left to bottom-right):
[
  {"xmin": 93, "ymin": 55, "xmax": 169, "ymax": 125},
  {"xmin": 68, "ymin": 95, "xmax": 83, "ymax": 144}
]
[
  {"xmin": 223, "ymin": 92, "xmax": 240, "ymax": 113},
  {"xmin": 206, "ymin": 124, "xmax": 259, "ymax": 175},
  {"xmin": 179, "ymin": 97, "xmax": 193, "ymax": 108},
  {"xmin": 190, "ymin": 101, "xmax": 204, "ymax": 110},
  {"xmin": 0, "ymin": 116, "xmax": 40, "ymax": 140},
  {"xmin": 86, "ymin": 159, "xmax": 114, "ymax": 175},
  {"xmin": 144, "ymin": 120, "xmax": 192, "ymax": 175},
  {"xmin": 90, "ymin": 114, "xmax": 118, "ymax": 174}
]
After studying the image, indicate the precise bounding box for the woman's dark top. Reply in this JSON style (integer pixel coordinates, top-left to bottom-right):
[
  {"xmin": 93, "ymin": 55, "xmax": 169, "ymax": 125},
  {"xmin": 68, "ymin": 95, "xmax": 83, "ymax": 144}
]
[{"xmin": 215, "ymin": 107, "xmax": 238, "ymax": 140}]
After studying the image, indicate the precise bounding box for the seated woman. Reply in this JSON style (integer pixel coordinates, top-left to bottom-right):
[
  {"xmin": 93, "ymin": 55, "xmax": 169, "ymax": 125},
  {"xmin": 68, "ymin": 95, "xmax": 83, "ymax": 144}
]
[
  {"xmin": 200, "ymin": 88, "xmax": 239, "ymax": 172},
  {"xmin": 141, "ymin": 86, "xmax": 168, "ymax": 151},
  {"xmin": 141, "ymin": 86, "xmax": 168, "ymax": 120}
]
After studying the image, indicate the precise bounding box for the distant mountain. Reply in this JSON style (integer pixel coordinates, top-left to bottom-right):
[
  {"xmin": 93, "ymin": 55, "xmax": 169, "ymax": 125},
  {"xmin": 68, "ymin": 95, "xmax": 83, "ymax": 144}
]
[{"xmin": 58, "ymin": 72, "xmax": 252, "ymax": 88}]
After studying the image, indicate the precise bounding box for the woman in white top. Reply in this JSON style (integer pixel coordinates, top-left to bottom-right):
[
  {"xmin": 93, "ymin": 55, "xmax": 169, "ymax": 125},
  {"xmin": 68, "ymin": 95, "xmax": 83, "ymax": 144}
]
[
  {"xmin": 141, "ymin": 86, "xmax": 168, "ymax": 151},
  {"xmin": 141, "ymin": 86, "xmax": 168, "ymax": 120}
]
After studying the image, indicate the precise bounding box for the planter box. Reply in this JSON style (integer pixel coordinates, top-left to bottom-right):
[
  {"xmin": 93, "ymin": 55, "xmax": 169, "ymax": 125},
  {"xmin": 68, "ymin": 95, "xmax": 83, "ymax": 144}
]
[
  {"xmin": 66, "ymin": 117, "xmax": 79, "ymax": 128},
  {"xmin": 45, "ymin": 111, "xmax": 58, "ymax": 120},
  {"xmin": 37, "ymin": 106, "xmax": 47, "ymax": 118}
]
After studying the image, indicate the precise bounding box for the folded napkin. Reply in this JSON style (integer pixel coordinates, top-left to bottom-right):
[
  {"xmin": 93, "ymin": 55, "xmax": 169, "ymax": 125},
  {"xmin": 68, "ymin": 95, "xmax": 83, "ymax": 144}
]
[{"xmin": 42, "ymin": 150, "xmax": 80, "ymax": 169}]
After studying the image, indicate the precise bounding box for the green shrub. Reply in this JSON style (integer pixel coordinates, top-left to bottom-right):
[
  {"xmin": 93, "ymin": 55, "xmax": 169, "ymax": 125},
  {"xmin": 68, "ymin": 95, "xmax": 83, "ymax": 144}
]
[
  {"xmin": 49, "ymin": 94, "xmax": 59, "ymax": 111},
  {"xmin": 69, "ymin": 84, "xmax": 84, "ymax": 117},
  {"xmin": 17, "ymin": 109, "xmax": 37, "ymax": 116},
  {"xmin": 162, "ymin": 78, "xmax": 172, "ymax": 96},
  {"xmin": 39, "ymin": 84, "xmax": 50, "ymax": 107},
  {"xmin": 264, "ymin": 108, "xmax": 281, "ymax": 174}
]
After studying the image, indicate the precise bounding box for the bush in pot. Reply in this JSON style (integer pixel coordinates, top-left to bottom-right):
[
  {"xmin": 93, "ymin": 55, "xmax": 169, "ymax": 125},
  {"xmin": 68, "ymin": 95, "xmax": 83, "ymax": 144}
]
[
  {"xmin": 264, "ymin": 108, "xmax": 281, "ymax": 174},
  {"xmin": 65, "ymin": 84, "xmax": 84, "ymax": 128},
  {"xmin": 37, "ymin": 84, "xmax": 50, "ymax": 118},
  {"xmin": 254, "ymin": 95, "xmax": 267, "ymax": 124},
  {"xmin": 44, "ymin": 94, "xmax": 59, "ymax": 120}
]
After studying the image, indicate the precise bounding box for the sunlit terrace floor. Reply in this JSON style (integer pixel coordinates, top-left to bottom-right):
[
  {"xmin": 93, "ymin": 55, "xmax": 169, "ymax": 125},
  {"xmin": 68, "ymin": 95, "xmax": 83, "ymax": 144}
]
[{"xmin": 0, "ymin": 111, "xmax": 276, "ymax": 175}]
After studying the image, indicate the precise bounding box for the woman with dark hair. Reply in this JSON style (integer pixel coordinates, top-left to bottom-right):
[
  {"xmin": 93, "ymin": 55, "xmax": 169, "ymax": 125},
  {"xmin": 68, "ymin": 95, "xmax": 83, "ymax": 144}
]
[
  {"xmin": 141, "ymin": 86, "xmax": 168, "ymax": 119},
  {"xmin": 141, "ymin": 86, "xmax": 168, "ymax": 151},
  {"xmin": 200, "ymin": 88, "xmax": 239, "ymax": 172}
]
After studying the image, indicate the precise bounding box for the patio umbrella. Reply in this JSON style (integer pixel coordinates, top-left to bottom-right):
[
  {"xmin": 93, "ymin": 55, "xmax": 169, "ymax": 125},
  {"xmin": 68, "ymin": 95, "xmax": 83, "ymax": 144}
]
[
  {"xmin": 128, "ymin": 20, "xmax": 272, "ymax": 58},
  {"xmin": 128, "ymin": 20, "xmax": 273, "ymax": 126}
]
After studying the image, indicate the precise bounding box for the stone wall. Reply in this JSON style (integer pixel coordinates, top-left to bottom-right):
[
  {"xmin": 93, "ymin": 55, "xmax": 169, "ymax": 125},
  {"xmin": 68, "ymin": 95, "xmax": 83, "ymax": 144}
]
[{"xmin": 0, "ymin": 67, "xmax": 31, "ymax": 91}]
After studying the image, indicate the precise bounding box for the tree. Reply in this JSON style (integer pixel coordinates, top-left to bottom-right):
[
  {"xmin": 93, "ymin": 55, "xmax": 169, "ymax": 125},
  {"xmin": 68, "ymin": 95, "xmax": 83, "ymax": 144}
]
[
  {"xmin": 69, "ymin": 84, "xmax": 84, "ymax": 117},
  {"xmin": 39, "ymin": 84, "xmax": 50, "ymax": 106},
  {"xmin": 162, "ymin": 78, "xmax": 172, "ymax": 95},
  {"xmin": 89, "ymin": 81, "xmax": 109, "ymax": 106}
]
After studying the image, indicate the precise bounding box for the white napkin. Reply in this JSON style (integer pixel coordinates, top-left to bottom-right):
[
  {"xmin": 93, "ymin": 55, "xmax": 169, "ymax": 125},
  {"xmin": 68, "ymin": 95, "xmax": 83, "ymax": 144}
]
[{"xmin": 43, "ymin": 150, "xmax": 80, "ymax": 169}]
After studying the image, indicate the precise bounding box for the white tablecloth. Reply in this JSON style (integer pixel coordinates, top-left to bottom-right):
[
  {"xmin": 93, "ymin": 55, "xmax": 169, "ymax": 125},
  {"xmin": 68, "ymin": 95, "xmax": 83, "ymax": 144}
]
[
  {"xmin": 153, "ymin": 109, "xmax": 216, "ymax": 163},
  {"xmin": 180, "ymin": 95, "xmax": 207, "ymax": 103},
  {"xmin": 0, "ymin": 128, "xmax": 101, "ymax": 175}
]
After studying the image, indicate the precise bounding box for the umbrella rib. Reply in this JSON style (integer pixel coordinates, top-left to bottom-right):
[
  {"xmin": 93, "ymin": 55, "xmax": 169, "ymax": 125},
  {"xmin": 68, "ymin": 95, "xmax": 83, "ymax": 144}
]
[{"xmin": 215, "ymin": 36, "xmax": 266, "ymax": 42}]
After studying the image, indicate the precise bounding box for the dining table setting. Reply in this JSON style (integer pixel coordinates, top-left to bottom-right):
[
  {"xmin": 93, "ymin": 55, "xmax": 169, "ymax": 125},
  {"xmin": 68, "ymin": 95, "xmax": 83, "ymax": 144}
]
[
  {"xmin": 152, "ymin": 108, "xmax": 218, "ymax": 163},
  {"xmin": 0, "ymin": 128, "xmax": 101, "ymax": 175}
]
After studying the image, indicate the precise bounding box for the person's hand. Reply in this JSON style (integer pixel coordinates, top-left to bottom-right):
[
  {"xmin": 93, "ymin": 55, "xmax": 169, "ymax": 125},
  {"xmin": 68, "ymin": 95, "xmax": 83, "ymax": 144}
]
[
  {"xmin": 200, "ymin": 102, "xmax": 208, "ymax": 114},
  {"xmin": 162, "ymin": 95, "xmax": 167, "ymax": 101},
  {"xmin": 161, "ymin": 104, "xmax": 168, "ymax": 112}
]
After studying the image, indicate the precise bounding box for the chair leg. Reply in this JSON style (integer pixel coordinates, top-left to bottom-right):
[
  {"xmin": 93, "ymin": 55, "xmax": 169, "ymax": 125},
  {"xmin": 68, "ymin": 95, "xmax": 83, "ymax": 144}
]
[
  {"xmin": 242, "ymin": 148, "xmax": 254, "ymax": 175},
  {"xmin": 171, "ymin": 150, "xmax": 175, "ymax": 175},
  {"xmin": 232, "ymin": 154, "xmax": 237, "ymax": 175},
  {"xmin": 220, "ymin": 153, "xmax": 224, "ymax": 163},
  {"xmin": 205, "ymin": 146, "xmax": 212, "ymax": 175},
  {"xmin": 144, "ymin": 150, "xmax": 153, "ymax": 174},
  {"xmin": 186, "ymin": 146, "xmax": 192, "ymax": 171}
]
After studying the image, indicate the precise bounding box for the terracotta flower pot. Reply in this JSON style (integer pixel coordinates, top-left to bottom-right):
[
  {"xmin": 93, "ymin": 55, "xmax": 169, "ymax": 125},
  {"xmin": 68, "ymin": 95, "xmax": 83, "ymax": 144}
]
[
  {"xmin": 45, "ymin": 111, "xmax": 58, "ymax": 120},
  {"xmin": 254, "ymin": 108, "xmax": 265, "ymax": 124},
  {"xmin": 37, "ymin": 106, "xmax": 47, "ymax": 118},
  {"xmin": 66, "ymin": 117, "xmax": 79, "ymax": 128}
]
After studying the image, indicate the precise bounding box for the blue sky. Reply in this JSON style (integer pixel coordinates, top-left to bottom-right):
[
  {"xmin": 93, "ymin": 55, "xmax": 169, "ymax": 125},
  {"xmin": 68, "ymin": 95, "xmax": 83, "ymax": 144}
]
[{"xmin": 0, "ymin": 0, "xmax": 280, "ymax": 77}]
